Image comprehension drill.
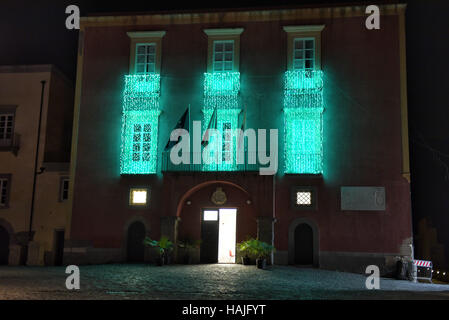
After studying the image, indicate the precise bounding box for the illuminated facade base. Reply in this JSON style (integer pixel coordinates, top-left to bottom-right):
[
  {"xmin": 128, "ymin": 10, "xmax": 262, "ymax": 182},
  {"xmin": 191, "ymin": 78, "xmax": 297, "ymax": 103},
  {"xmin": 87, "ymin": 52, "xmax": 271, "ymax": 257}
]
[
  {"xmin": 284, "ymin": 70, "xmax": 324, "ymax": 174},
  {"xmin": 202, "ymin": 72, "xmax": 241, "ymax": 172},
  {"xmin": 120, "ymin": 74, "xmax": 161, "ymax": 174}
]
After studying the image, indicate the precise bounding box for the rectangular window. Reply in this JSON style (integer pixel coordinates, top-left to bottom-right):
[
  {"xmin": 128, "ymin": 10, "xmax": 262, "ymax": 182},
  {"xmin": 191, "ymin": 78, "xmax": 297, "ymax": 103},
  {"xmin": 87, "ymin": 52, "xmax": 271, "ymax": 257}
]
[
  {"xmin": 293, "ymin": 38, "xmax": 315, "ymax": 70},
  {"xmin": 222, "ymin": 122, "xmax": 232, "ymax": 162},
  {"xmin": 292, "ymin": 187, "xmax": 317, "ymax": 210},
  {"xmin": 0, "ymin": 113, "xmax": 14, "ymax": 147},
  {"xmin": 135, "ymin": 43, "xmax": 156, "ymax": 75},
  {"xmin": 203, "ymin": 210, "xmax": 218, "ymax": 221},
  {"xmin": 121, "ymin": 109, "xmax": 160, "ymax": 174},
  {"xmin": 213, "ymin": 40, "xmax": 234, "ymax": 72},
  {"xmin": 0, "ymin": 176, "xmax": 10, "ymax": 207},
  {"xmin": 297, "ymin": 191, "xmax": 311, "ymax": 205},
  {"xmin": 60, "ymin": 178, "xmax": 69, "ymax": 201},
  {"xmin": 129, "ymin": 188, "xmax": 149, "ymax": 206},
  {"xmin": 132, "ymin": 123, "xmax": 152, "ymax": 162}
]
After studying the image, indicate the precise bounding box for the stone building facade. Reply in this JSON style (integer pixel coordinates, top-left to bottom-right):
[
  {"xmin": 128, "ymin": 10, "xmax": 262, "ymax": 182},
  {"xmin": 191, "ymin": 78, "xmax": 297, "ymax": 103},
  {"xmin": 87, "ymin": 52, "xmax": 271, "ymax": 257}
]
[
  {"xmin": 66, "ymin": 3, "xmax": 412, "ymax": 274},
  {"xmin": 0, "ymin": 65, "xmax": 73, "ymax": 266}
]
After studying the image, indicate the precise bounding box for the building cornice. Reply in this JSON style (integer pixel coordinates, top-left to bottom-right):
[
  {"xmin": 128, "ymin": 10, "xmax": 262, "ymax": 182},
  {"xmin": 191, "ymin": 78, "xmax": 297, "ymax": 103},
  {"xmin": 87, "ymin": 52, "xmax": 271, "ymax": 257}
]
[
  {"xmin": 203, "ymin": 28, "xmax": 244, "ymax": 36},
  {"xmin": 80, "ymin": 4, "xmax": 407, "ymax": 29},
  {"xmin": 283, "ymin": 25, "xmax": 325, "ymax": 33},
  {"xmin": 127, "ymin": 31, "xmax": 166, "ymax": 38}
]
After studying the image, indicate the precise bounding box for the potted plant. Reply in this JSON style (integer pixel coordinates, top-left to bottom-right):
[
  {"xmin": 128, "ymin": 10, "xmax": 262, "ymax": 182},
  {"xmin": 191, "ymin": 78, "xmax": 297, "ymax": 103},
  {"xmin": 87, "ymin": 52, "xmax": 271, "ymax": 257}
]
[
  {"xmin": 237, "ymin": 238, "xmax": 255, "ymax": 265},
  {"xmin": 143, "ymin": 236, "xmax": 174, "ymax": 266},
  {"xmin": 178, "ymin": 237, "xmax": 201, "ymax": 264},
  {"xmin": 251, "ymin": 239, "xmax": 275, "ymax": 269}
]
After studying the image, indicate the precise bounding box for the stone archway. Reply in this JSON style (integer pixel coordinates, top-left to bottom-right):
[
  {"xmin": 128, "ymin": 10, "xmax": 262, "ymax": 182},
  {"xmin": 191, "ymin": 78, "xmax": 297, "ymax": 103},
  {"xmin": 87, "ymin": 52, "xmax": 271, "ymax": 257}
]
[
  {"xmin": 288, "ymin": 218, "xmax": 319, "ymax": 267},
  {"xmin": 174, "ymin": 180, "xmax": 256, "ymax": 264}
]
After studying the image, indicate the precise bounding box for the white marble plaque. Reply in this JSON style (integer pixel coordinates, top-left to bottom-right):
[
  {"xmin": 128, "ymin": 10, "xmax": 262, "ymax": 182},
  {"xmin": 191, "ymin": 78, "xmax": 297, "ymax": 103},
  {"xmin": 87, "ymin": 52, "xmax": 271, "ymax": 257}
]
[{"xmin": 341, "ymin": 186, "xmax": 385, "ymax": 211}]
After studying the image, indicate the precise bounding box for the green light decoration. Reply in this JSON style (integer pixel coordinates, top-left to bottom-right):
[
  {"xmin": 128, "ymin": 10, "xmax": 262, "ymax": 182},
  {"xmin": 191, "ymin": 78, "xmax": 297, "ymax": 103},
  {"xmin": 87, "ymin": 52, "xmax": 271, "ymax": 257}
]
[
  {"xmin": 284, "ymin": 70, "xmax": 324, "ymax": 174},
  {"xmin": 120, "ymin": 74, "xmax": 161, "ymax": 174},
  {"xmin": 204, "ymin": 72, "xmax": 240, "ymax": 96},
  {"xmin": 202, "ymin": 72, "xmax": 241, "ymax": 171}
]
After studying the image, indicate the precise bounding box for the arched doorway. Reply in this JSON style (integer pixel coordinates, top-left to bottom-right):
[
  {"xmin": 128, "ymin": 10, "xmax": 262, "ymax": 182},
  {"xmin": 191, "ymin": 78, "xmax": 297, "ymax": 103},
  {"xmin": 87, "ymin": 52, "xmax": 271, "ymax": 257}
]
[
  {"xmin": 126, "ymin": 221, "xmax": 146, "ymax": 263},
  {"xmin": 175, "ymin": 180, "xmax": 257, "ymax": 264},
  {"xmin": 294, "ymin": 224, "xmax": 313, "ymax": 265},
  {"xmin": 0, "ymin": 225, "xmax": 10, "ymax": 265},
  {"xmin": 288, "ymin": 218, "xmax": 319, "ymax": 266}
]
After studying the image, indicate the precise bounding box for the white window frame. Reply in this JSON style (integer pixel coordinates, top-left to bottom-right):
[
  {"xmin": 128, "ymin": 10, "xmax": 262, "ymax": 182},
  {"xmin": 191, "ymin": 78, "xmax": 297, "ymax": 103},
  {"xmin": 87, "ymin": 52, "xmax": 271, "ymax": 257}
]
[
  {"xmin": 293, "ymin": 37, "xmax": 316, "ymax": 71},
  {"xmin": 0, "ymin": 113, "xmax": 14, "ymax": 146},
  {"xmin": 135, "ymin": 43, "xmax": 157, "ymax": 75},
  {"xmin": 212, "ymin": 40, "xmax": 234, "ymax": 72}
]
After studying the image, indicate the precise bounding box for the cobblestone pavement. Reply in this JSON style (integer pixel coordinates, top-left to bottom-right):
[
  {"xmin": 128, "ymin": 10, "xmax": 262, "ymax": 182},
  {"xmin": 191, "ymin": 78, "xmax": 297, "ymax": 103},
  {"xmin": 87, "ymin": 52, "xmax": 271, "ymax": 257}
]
[{"xmin": 1, "ymin": 264, "xmax": 449, "ymax": 300}]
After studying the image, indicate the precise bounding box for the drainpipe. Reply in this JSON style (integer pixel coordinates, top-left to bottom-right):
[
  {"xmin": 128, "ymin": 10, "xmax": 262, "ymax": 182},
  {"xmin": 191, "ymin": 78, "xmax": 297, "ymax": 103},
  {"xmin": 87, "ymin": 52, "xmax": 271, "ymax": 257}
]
[{"xmin": 27, "ymin": 80, "xmax": 46, "ymax": 261}]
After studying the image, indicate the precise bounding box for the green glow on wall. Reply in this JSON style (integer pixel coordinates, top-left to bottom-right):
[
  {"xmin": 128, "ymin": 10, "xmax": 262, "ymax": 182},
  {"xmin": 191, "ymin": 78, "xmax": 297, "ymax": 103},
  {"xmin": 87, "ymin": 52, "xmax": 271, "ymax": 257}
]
[
  {"xmin": 202, "ymin": 72, "xmax": 241, "ymax": 171},
  {"xmin": 284, "ymin": 70, "xmax": 324, "ymax": 174},
  {"xmin": 120, "ymin": 74, "xmax": 161, "ymax": 174}
]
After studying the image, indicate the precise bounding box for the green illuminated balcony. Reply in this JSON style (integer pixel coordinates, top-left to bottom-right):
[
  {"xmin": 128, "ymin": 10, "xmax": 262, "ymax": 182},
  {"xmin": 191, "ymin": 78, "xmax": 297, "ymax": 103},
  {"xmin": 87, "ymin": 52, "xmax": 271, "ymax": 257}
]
[
  {"xmin": 283, "ymin": 70, "xmax": 324, "ymax": 174},
  {"xmin": 120, "ymin": 74, "xmax": 161, "ymax": 175},
  {"xmin": 203, "ymin": 72, "xmax": 240, "ymax": 97},
  {"xmin": 284, "ymin": 70, "xmax": 323, "ymax": 92},
  {"xmin": 124, "ymin": 74, "xmax": 160, "ymax": 95}
]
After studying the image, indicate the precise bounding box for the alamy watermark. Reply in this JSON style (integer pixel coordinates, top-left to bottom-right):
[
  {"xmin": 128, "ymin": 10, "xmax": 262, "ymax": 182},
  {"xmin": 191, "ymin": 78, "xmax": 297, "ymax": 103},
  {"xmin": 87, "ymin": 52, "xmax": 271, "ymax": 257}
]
[
  {"xmin": 365, "ymin": 265, "xmax": 380, "ymax": 289},
  {"xmin": 169, "ymin": 121, "xmax": 278, "ymax": 175},
  {"xmin": 65, "ymin": 265, "xmax": 80, "ymax": 290}
]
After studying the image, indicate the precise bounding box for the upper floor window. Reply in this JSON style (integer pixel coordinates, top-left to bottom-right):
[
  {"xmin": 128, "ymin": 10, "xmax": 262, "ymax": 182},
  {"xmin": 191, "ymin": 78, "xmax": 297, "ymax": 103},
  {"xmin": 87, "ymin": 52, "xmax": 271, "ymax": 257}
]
[
  {"xmin": 213, "ymin": 40, "xmax": 234, "ymax": 72},
  {"xmin": 293, "ymin": 38, "xmax": 315, "ymax": 70},
  {"xmin": 204, "ymin": 28, "xmax": 244, "ymax": 73},
  {"xmin": 283, "ymin": 25, "xmax": 325, "ymax": 71},
  {"xmin": 135, "ymin": 44, "xmax": 156, "ymax": 74},
  {"xmin": 0, "ymin": 175, "xmax": 11, "ymax": 208},
  {"xmin": 0, "ymin": 113, "xmax": 14, "ymax": 147},
  {"xmin": 127, "ymin": 31, "xmax": 166, "ymax": 75},
  {"xmin": 60, "ymin": 177, "xmax": 69, "ymax": 201}
]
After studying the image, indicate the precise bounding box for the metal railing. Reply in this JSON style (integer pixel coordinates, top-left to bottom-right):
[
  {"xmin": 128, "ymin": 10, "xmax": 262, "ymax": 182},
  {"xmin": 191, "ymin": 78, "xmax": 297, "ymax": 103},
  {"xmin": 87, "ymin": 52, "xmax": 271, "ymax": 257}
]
[{"xmin": 161, "ymin": 150, "xmax": 262, "ymax": 172}]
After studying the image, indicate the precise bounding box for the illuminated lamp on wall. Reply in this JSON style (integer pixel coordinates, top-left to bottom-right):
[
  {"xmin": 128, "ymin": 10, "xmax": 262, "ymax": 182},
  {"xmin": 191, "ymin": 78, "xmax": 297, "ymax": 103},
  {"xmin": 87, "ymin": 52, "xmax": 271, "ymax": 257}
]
[{"xmin": 129, "ymin": 188, "xmax": 149, "ymax": 206}]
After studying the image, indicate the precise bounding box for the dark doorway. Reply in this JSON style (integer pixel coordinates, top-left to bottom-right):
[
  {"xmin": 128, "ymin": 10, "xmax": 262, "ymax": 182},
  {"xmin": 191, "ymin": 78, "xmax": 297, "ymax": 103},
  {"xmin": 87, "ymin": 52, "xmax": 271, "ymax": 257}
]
[
  {"xmin": 127, "ymin": 221, "xmax": 146, "ymax": 262},
  {"xmin": 200, "ymin": 210, "xmax": 219, "ymax": 263},
  {"xmin": 0, "ymin": 226, "xmax": 10, "ymax": 265},
  {"xmin": 294, "ymin": 223, "xmax": 313, "ymax": 265},
  {"xmin": 54, "ymin": 230, "xmax": 65, "ymax": 266}
]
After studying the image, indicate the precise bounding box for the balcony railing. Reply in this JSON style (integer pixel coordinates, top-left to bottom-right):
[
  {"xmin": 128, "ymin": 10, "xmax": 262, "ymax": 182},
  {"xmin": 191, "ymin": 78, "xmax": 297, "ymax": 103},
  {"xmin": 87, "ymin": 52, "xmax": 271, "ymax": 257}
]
[
  {"xmin": 284, "ymin": 70, "xmax": 324, "ymax": 110},
  {"xmin": 161, "ymin": 150, "xmax": 262, "ymax": 172},
  {"xmin": 0, "ymin": 133, "xmax": 20, "ymax": 156},
  {"xmin": 284, "ymin": 70, "xmax": 323, "ymax": 92},
  {"xmin": 203, "ymin": 72, "xmax": 240, "ymax": 96}
]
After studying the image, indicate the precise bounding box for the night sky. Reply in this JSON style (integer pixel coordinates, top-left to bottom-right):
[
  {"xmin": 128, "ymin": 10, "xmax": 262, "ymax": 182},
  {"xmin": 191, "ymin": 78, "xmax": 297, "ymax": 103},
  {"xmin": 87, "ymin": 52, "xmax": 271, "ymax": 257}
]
[{"xmin": 1, "ymin": 0, "xmax": 448, "ymax": 266}]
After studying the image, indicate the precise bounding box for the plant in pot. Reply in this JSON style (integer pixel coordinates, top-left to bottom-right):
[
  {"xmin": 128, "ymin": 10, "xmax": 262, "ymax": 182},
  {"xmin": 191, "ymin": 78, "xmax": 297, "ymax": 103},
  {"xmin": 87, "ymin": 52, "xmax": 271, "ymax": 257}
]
[
  {"xmin": 251, "ymin": 239, "xmax": 275, "ymax": 270},
  {"xmin": 178, "ymin": 237, "xmax": 201, "ymax": 264},
  {"xmin": 143, "ymin": 236, "xmax": 174, "ymax": 266},
  {"xmin": 237, "ymin": 238, "xmax": 256, "ymax": 265}
]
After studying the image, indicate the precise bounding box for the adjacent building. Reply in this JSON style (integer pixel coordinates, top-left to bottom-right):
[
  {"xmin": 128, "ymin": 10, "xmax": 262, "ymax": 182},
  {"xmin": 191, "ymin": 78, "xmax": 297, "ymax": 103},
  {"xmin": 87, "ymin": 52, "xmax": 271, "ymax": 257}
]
[
  {"xmin": 65, "ymin": 3, "xmax": 412, "ymax": 274},
  {"xmin": 0, "ymin": 65, "xmax": 73, "ymax": 266}
]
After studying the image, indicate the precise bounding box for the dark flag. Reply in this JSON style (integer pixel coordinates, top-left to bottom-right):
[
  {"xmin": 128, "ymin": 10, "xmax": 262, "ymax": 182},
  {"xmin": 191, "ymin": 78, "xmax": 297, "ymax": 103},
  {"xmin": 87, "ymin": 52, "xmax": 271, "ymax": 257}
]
[
  {"xmin": 201, "ymin": 107, "xmax": 218, "ymax": 147},
  {"xmin": 237, "ymin": 105, "xmax": 247, "ymax": 150},
  {"xmin": 164, "ymin": 106, "xmax": 190, "ymax": 151}
]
